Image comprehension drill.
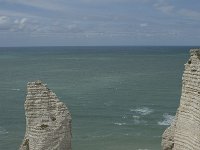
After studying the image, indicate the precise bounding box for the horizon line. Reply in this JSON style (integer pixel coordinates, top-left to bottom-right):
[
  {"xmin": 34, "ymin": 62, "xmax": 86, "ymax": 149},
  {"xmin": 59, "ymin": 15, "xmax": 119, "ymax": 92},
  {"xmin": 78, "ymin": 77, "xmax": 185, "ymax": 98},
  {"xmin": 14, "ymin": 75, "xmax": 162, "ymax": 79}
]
[{"xmin": 0, "ymin": 45, "xmax": 200, "ymax": 48}]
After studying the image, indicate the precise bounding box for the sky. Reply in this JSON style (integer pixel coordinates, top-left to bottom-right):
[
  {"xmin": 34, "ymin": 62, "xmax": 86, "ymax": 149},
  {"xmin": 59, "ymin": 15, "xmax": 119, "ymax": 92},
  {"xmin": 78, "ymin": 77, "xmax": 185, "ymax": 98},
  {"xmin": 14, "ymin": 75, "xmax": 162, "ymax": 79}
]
[{"xmin": 0, "ymin": 0, "xmax": 200, "ymax": 46}]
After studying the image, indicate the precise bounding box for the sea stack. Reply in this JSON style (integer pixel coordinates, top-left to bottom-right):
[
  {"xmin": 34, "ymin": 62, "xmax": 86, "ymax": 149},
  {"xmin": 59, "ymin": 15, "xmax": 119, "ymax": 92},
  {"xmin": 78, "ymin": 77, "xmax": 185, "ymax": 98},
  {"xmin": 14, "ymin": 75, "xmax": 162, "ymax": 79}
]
[
  {"xmin": 20, "ymin": 80, "xmax": 72, "ymax": 150},
  {"xmin": 162, "ymin": 49, "xmax": 200, "ymax": 150}
]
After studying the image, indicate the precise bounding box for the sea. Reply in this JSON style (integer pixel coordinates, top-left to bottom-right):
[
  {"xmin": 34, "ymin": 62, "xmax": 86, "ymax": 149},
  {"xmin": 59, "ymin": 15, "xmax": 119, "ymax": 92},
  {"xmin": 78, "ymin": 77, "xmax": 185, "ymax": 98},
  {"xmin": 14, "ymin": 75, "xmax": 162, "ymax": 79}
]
[{"xmin": 0, "ymin": 46, "xmax": 194, "ymax": 150}]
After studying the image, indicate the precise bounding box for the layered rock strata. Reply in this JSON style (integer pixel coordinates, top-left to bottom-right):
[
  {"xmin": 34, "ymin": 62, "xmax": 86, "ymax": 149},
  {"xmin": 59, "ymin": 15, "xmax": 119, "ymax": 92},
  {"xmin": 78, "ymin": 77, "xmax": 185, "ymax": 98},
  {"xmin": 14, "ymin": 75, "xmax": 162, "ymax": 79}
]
[
  {"xmin": 162, "ymin": 49, "xmax": 200, "ymax": 150},
  {"xmin": 20, "ymin": 80, "xmax": 72, "ymax": 150}
]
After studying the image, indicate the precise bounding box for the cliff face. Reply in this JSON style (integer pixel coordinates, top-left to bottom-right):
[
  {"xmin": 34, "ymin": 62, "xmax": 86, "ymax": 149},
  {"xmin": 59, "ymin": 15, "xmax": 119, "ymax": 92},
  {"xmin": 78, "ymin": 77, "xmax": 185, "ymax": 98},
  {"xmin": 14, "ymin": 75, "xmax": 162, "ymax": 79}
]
[
  {"xmin": 20, "ymin": 80, "xmax": 72, "ymax": 150},
  {"xmin": 162, "ymin": 49, "xmax": 200, "ymax": 150}
]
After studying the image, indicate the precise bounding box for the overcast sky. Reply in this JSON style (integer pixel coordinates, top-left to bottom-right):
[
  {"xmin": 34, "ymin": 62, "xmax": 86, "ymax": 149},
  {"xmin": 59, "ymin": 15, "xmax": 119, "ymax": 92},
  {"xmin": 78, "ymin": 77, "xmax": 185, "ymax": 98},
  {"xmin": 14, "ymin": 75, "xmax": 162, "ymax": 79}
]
[{"xmin": 0, "ymin": 0, "xmax": 200, "ymax": 46}]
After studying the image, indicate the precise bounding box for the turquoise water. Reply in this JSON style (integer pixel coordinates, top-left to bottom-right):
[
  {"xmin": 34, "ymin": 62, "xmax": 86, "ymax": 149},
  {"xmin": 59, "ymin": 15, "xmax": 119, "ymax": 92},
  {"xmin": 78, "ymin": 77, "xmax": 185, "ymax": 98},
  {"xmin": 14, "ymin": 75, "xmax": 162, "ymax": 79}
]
[{"xmin": 0, "ymin": 46, "xmax": 190, "ymax": 150}]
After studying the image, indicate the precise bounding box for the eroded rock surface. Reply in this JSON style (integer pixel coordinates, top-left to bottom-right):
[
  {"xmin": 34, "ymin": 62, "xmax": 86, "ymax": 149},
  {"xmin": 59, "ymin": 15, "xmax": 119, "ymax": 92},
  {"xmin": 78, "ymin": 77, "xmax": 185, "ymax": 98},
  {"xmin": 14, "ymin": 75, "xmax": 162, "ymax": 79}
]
[
  {"xmin": 162, "ymin": 49, "xmax": 200, "ymax": 150},
  {"xmin": 20, "ymin": 80, "xmax": 72, "ymax": 150}
]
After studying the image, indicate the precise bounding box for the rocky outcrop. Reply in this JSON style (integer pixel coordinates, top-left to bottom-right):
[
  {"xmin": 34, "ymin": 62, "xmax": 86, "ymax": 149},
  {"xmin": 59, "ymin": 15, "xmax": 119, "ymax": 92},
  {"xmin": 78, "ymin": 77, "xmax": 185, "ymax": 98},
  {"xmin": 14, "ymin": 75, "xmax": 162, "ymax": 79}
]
[
  {"xmin": 162, "ymin": 49, "xmax": 200, "ymax": 150},
  {"xmin": 20, "ymin": 80, "xmax": 72, "ymax": 150}
]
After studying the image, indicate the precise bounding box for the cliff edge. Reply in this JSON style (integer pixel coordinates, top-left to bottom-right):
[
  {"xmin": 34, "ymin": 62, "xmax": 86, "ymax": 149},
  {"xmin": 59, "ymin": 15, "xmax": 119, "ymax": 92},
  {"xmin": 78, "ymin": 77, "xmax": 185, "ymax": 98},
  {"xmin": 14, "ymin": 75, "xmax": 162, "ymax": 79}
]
[
  {"xmin": 20, "ymin": 80, "xmax": 72, "ymax": 150},
  {"xmin": 162, "ymin": 49, "xmax": 200, "ymax": 150}
]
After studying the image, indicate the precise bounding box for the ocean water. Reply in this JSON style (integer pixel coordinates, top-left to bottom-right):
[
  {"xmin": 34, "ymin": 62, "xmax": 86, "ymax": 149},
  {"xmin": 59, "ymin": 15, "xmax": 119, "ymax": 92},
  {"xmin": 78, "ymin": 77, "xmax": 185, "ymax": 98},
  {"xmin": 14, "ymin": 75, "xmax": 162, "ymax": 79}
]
[{"xmin": 0, "ymin": 46, "xmax": 191, "ymax": 150}]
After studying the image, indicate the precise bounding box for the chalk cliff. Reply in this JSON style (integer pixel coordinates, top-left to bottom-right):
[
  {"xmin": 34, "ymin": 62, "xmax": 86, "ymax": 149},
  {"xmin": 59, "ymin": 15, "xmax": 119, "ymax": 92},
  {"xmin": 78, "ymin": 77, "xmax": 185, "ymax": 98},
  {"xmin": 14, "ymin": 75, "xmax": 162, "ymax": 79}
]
[
  {"xmin": 162, "ymin": 49, "xmax": 200, "ymax": 150},
  {"xmin": 20, "ymin": 80, "xmax": 72, "ymax": 150}
]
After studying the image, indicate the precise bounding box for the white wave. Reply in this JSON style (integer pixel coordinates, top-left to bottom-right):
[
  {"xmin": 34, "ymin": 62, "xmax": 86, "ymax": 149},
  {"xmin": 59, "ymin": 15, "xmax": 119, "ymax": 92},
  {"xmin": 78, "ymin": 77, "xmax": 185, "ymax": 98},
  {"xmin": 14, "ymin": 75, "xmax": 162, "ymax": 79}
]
[
  {"xmin": 137, "ymin": 149, "xmax": 150, "ymax": 150},
  {"xmin": 130, "ymin": 107, "xmax": 153, "ymax": 115},
  {"xmin": 158, "ymin": 113, "xmax": 175, "ymax": 126},
  {"xmin": 11, "ymin": 88, "xmax": 20, "ymax": 91},
  {"xmin": 122, "ymin": 115, "xmax": 127, "ymax": 119},
  {"xmin": 132, "ymin": 115, "xmax": 141, "ymax": 124},
  {"xmin": 114, "ymin": 122, "xmax": 126, "ymax": 126},
  {"xmin": 0, "ymin": 127, "xmax": 8, "ymax": 135},
  {"xmin": 132, "ymin": 115, "xmax": 140, "ymax": 119}
]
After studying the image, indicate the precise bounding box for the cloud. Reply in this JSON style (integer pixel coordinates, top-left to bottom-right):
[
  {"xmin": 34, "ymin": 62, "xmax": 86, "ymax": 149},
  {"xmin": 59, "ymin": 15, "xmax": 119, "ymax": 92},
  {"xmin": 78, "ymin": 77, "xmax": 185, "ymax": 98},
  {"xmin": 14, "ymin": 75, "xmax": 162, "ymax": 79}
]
[
  {"xmin": 14, "ymin": 18, "xmax": 28, "ymax": 30},
  {"xmin": 153, "ymin": 0, "xmax": 200, "ymax": 21},
  {"xmin": 154, "ymin": 1, "xmax": 174, "ymax": 14},
  {"xmin": 78, "ymin": 0, "xmax": 150, "ymax": 3},
  {"xmin": 0, "ymin": 14, "xmax": 85, "ymax": 35},
  {"xmin": 178, "ymin": 9, "xmax": 200, "ymax": 20},
  {"xmin": 140, "ymin": 23, "xmax": 148, "ymax": 27},
  {"xmin": 0, "ymin": 15, "xmax": 32, "ymax": 32},
  {"xmin": 5, "ymin": 0, "xmax": 67, "ymax": 12},
  {"xmin": 0, "ymin": 0, "xmax": 199, "ymax": 46},
  {"xmin": 0, "ymin": 16, "xmax": 12, "ymax": 30}
]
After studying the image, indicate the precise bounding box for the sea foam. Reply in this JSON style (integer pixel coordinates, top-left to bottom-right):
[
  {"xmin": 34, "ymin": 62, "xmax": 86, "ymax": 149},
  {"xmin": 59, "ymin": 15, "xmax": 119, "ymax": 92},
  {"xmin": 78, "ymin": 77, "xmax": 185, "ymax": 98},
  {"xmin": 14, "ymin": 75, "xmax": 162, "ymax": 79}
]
[
  {"xmin": 158, "ymin": 113, "xmax": 175, "ymax": 126},
  {"xmin": 0, "ymin": 127, "xmax": 8, "ymax": 135},
  {"xmin": 130, "ymin": 107, "xmax": 153, "ymax": 115},
  {"xmin": 114, "ymin": 122, "xmax": 126, "ymax": 126},
  {"xmin": 11, "ymin": 88, "xmax": 20, "ymax": 91}
]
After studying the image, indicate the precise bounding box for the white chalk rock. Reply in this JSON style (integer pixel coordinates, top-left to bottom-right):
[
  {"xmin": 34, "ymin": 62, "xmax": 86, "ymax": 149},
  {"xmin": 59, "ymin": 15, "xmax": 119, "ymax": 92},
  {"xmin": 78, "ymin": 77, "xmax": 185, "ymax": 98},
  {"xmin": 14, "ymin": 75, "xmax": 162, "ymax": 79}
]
[
  {"xmin": 20, "ymin": 80, "xmax": 72, "ymax": 150},
  {"xmin": 162, "ymin": 49, "xmax": 200, "ymax": 150}
]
